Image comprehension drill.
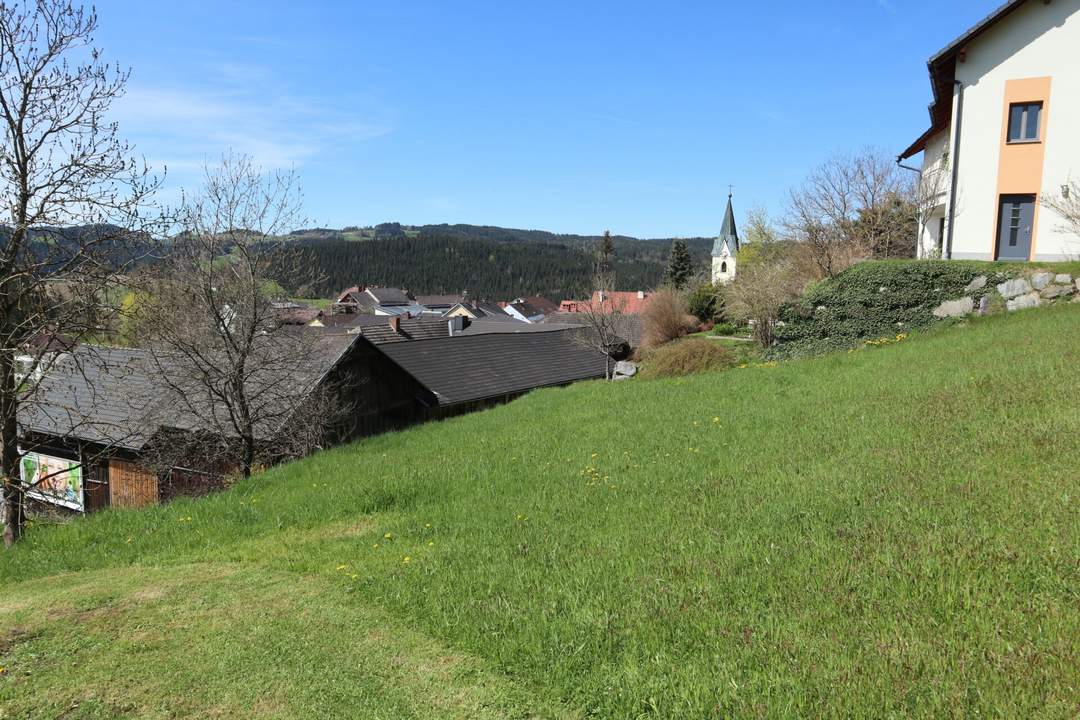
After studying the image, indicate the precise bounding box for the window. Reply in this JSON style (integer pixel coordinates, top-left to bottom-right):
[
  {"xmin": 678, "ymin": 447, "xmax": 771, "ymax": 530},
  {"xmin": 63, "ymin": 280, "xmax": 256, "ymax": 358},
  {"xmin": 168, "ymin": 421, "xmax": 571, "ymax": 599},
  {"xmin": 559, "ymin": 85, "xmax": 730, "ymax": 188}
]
[
  {"xmin": 1007, "ymin": 102, "xmax": 1042, "ymax": 143},
  {"xmin": 720, "ymin": 261, "xmax": 727, "ymax": 273},
  {"xmin": 1007, "ymin": 200, "xmax": 1022, "ymax": 247}
]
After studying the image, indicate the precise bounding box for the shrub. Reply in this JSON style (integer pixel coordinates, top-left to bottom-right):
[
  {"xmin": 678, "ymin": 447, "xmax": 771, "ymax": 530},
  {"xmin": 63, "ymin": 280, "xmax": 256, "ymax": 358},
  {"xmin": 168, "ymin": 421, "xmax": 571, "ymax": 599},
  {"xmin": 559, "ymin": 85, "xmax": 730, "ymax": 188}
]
[
  {"xmin": 773, "ymin": 260, "xmax": 1013, "ymax": 357},
  {"xmin": 686, "ymin": 282, "xmax": 721, "ymax": 323},
  {"xmin": 711, "ymin": 321, "xmax": 742, "ymax": 337},
  {"xmin": 638, "ymin": 338, "xmax": 736, "ymax": 378},
  {"xmin": 722, "ymin": 261, "xmax": 804, "ymax": 348},
  {"xmin": 641, "ymin": 287, "xmax": 696, "ymax": 347}
]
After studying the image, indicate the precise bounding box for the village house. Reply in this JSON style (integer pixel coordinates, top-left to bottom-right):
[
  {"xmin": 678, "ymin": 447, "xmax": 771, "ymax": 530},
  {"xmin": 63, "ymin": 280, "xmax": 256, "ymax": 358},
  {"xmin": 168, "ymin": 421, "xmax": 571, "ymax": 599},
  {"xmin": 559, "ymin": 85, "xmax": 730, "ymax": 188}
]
[
  {"xmin": 900, "ymin": 0, "xmax": 1080, "ymax": 260},
  {"xmin": 415, "ymin": 294, "xmax": 466, "ymax": 314},
  {"xmin": 18, "ymin": 315, "xmax": 608, "ymax": 514},
  {"xmin": 558, "ymin": 290, "xmax": 652, "ymax": 315},
  {"xmin": 16, "ymin": 331, "xmax": 429, "ymax": 512},
  {"xmin": 332, "ymin": 285, "xmax": 419, "ymax": 315},
  {"xmin": 444, "ymin": 300, "xmax": 516, "ymax": 321},
  {"xmin": 499, "ymin": 296, "xmax": 557, "ymax": 323}
]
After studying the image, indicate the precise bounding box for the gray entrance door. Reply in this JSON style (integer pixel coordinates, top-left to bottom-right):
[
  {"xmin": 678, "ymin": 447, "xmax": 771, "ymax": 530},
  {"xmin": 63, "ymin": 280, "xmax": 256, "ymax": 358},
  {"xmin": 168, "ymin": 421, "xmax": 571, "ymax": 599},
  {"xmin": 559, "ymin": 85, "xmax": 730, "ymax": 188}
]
[{"xmin": 995, "ymin": 194, "xmax": 1035, "ymax": 260}]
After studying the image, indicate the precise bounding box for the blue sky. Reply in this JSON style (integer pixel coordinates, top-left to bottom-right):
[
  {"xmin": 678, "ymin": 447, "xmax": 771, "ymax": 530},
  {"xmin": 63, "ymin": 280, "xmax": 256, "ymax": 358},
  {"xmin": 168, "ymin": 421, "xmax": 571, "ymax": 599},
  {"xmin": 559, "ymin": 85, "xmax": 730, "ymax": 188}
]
[{"xmin": 98, "ymin": 1, "xmax": 992, "ymax": 237}]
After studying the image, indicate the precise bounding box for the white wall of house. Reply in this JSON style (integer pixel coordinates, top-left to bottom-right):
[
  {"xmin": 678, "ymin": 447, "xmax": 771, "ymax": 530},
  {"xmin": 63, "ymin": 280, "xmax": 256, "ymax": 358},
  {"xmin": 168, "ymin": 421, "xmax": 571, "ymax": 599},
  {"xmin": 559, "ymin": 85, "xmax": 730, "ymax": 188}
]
[
  {"xmin": 916, "ymin": 131, "xmax": 950, "ymax": 258},
  {"xmin": 926, "ymin": 0, "xmax": 1080, "ymax": 261}
]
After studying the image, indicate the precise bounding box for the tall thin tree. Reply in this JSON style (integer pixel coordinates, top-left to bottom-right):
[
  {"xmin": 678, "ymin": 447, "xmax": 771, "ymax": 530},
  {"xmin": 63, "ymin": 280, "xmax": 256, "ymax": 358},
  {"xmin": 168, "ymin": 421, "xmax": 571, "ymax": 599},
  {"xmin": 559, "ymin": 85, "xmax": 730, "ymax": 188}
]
[
  {"xmin": 0, "ymin": 1, "xmax": 160, "ymax": 547},
  {"xmin": 665, "ymin": 239, "xmax": 693, "ymax": 290}
]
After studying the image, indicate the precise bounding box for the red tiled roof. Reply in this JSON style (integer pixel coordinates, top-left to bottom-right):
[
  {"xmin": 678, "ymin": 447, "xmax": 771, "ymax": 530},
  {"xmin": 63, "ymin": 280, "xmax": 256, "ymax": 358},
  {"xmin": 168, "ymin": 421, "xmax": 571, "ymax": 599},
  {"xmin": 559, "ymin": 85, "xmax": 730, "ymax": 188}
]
[{"xmin": 560, "ymin": 291, "xmax": 651, "ymax": 315}]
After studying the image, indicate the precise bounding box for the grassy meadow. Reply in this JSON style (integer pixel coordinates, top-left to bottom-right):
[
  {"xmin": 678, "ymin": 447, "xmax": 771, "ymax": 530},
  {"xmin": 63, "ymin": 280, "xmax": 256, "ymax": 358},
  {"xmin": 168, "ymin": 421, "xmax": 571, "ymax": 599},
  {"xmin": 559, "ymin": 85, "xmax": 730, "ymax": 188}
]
[{"xmin": 2, "ymin": 304, "xmax": 1079, "ymax": 718}]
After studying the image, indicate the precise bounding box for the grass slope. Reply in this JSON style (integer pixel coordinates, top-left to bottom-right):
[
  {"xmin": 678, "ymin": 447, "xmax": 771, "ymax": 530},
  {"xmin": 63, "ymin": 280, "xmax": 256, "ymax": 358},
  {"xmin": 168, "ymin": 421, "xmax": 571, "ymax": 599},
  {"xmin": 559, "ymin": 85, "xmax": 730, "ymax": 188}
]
[{"xmin": 3, "ymin": 305, "xmax": 1080, "ymax": 718}]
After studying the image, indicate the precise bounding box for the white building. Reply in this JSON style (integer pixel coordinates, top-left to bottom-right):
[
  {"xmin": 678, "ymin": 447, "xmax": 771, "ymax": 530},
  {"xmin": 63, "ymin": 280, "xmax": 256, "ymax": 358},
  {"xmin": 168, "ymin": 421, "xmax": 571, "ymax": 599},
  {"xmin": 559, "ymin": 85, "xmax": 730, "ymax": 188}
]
[
  {"xmin": 900, "ymin": 0, "xmax": 1080, "ymax": 261},
  {"xmin": 711, "ymin": 193, "xmax": 739, "ymax": 285}
]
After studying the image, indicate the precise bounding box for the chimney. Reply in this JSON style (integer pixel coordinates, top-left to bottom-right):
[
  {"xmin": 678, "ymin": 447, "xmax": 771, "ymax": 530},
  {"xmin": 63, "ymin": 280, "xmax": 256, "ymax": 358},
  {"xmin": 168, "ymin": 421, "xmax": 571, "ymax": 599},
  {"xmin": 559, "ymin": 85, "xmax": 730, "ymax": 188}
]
[
  {"xmin": 637, "ymin": 291, "xmax": 645, "ymax": 299},
  {"xmin": 448, "ymin": 316, "xmax": 468, "ymax": 335},
  {"xmin": 389, "ymin": 316, "xmax": 400, "ymax": 334}
]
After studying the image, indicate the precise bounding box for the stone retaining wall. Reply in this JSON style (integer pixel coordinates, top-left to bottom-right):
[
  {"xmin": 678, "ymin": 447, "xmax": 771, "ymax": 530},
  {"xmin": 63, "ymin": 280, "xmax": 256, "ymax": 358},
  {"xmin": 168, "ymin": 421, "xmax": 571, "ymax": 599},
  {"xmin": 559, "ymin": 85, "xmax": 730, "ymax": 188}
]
[{"xmin": 932, "ymin": 271, "xmax": 1078, "ymax": 318}]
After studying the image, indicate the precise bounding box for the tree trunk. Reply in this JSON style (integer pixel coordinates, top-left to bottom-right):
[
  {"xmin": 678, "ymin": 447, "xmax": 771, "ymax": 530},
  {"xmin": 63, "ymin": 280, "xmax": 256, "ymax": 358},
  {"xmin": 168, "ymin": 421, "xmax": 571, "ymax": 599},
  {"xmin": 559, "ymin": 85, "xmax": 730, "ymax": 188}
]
[
  {"xmin": 1, "ymin": 351, "xmax": 24, "ymax": 548},
  {"xmin": 241, "ymin": 436, "xmax": 255, "ymax": 478}
]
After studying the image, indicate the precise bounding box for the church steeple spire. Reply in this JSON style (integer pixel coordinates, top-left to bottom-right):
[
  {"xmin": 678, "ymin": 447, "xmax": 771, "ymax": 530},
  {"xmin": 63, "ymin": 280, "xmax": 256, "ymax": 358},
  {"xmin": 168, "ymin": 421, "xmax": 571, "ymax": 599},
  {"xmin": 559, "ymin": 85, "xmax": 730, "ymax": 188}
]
[
  {"xmin": 711, "ymin": 190, "xmax": 739, "ymax": 286},
  {"xmin": 713, "ymin": 190, "xmax": 739, "ymax": 257}
]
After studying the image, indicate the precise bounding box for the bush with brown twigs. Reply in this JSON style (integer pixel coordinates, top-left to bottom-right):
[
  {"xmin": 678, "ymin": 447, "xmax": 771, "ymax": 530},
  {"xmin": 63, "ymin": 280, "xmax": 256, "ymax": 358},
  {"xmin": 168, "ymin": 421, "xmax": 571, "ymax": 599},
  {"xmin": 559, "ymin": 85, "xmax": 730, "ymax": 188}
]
[
  {"xmin": 637, "ymin": 338, "xmax": 737, "ymax": 379},
  {"xmin": 641, "ymin": 287, "xmax": 697, "ymax": 348}
]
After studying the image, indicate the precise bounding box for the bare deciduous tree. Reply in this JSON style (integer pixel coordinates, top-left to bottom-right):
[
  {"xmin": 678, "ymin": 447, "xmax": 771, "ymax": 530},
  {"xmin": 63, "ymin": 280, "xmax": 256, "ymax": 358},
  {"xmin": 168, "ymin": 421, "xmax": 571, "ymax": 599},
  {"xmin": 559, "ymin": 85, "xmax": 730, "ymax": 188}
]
[
  {"xmin": 1, "ymin": 1, "xmax": 161, "ymax": 546},
  {"xmin": 135, "ymin": 154, "xmax": 337, "ymax": 479},
  {"xmin": 571, "ymin": 235, "xmax": 635, "ymax": 379},
  {"xmin": 784, "ymin": 148, "xmax": 914, "ymax": 278},
  {"xmin": 912, "ymin": 149, "xmax": 951, "ymax": 259},
  {"xmin": 1041, "ymin": 180, "xmax": 1080, "ymax": 259},
  {"xmin": 723, "ymin": 262, "xmax": 802, "ymax": 348}
]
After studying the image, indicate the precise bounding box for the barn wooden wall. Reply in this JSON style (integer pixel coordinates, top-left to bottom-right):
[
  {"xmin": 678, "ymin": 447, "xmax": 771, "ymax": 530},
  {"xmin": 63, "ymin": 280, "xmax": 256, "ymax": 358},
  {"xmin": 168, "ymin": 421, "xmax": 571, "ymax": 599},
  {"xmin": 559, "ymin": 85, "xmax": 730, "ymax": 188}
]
[{"xmin": 109, "ymin": 460, "xmax": 159, "ymax": 508}]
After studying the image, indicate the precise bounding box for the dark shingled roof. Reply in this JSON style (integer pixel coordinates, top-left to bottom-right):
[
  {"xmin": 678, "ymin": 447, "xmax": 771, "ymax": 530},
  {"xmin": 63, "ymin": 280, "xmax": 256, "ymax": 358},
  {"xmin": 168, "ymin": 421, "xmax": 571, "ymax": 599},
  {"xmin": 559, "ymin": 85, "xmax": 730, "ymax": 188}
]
[
  {"xmin": 358, "ymin": 317, "xmax": 453, "ymax": 345},
  {"xmin": 366, "ymin": 286, "xmax": 414, "ymax": 305},
  {"xmin": 543, "ymin": 312, "xmax": 643, "ymax": 349},
  {"xmin": 518, "ymin": 295, "xmax": 558, "ymax": 315},
  {"xmin": 376, "ymin": 328, "xmax": 607, "ymax": 406},
  {"xmin": 19, "ymin": 332, "xmax": 359, "ymax": 450},
  {"xmin": 416, "ymin": 294, "xmax": 464, "ymax": 308}
]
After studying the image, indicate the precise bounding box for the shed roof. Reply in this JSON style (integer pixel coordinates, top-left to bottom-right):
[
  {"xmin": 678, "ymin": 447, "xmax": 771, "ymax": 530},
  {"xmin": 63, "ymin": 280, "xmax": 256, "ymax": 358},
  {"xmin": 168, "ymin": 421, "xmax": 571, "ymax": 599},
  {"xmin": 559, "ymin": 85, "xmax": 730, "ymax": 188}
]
[
  {"xmin": 19, "ymin": 331, "xmax": 359, "ymax": 451},
  {"xmin": 375, "ymin": 328, "xmax": 607, "ymax": 406}
]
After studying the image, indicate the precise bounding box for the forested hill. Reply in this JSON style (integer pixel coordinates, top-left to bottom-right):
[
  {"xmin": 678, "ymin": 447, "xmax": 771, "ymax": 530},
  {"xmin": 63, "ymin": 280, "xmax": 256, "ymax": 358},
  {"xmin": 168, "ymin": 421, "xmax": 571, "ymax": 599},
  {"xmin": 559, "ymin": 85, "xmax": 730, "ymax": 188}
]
[{"xmin": 276, "ymin": 224, "xmax": 713, "ymax": 299}]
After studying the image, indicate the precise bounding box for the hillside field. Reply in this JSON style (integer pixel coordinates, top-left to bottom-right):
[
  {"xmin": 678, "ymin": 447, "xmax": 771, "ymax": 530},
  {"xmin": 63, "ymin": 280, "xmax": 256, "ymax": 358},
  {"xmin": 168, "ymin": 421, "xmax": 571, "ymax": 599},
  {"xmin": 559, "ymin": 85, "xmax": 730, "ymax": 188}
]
[{"xmin": 2, "ymin": 304, "xmax": 1079, "ymax": 718}]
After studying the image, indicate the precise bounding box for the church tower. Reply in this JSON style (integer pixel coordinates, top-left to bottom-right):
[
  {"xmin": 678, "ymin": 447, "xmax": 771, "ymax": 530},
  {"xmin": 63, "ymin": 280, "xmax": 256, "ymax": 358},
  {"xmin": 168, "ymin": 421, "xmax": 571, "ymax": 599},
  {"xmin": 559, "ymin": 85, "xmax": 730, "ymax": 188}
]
[{"xmin": 711, "ymin": 192, "xmax": 739, "ymax": 285}]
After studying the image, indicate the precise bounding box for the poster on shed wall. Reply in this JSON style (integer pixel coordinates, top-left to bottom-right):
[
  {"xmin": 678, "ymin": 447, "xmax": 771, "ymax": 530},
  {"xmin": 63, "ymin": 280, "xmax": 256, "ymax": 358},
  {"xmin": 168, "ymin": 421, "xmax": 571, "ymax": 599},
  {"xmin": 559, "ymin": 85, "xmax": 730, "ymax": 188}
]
[{"xmin": 20, "ymin": 451, "xmax": 84, "ymax": 512}]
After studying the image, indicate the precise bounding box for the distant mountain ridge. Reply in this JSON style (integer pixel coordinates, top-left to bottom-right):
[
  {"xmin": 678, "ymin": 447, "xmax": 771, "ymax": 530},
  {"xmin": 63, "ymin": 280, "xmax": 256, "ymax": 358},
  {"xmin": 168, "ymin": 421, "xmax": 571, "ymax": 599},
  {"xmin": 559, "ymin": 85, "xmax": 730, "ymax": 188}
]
[{"xmin": 277, "ymin": 223, "xmax": 715, "ymax": 300}]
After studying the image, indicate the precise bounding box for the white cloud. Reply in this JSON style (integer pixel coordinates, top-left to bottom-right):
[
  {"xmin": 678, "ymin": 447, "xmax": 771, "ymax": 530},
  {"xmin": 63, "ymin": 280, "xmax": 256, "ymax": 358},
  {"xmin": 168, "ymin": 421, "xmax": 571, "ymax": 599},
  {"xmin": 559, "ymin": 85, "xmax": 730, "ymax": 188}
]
[{"xmin": 110, "ymin": 65, "xmax": 393, "ymax": 195}]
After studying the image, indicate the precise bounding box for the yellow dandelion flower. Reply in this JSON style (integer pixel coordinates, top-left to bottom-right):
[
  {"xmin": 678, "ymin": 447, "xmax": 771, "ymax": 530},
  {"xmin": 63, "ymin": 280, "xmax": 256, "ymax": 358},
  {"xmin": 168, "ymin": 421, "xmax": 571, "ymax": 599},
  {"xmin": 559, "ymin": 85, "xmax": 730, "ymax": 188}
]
[
  {"xmin": 402, "ymin": 556, "xmax": 412, "ymax": 564},
  {"xmin": 372, "ymin": 543, "xmax": 380, "ymax": 549},
  {"xmin": 428, "ymin": 541, "xmax": 434, "ymax": 546},
  {"xmin": 350, "ymin": 574, "xmax": 358, "ymax": 579},
  {"xmin": 384, "ymin": 532, "xmax": 392, "ymax": 540}
]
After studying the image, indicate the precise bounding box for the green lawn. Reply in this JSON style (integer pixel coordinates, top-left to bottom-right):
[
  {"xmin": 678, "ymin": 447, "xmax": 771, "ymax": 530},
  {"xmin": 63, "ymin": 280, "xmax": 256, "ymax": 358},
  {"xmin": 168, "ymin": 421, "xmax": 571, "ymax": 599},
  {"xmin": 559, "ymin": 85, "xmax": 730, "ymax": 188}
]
[
  {"xmin": 2, "ymin": 305, "xmax": 1079, "ymax": 718},
  {"xmin": 289, "ymin": 296, "xmax": 333, "ymax": 310}
]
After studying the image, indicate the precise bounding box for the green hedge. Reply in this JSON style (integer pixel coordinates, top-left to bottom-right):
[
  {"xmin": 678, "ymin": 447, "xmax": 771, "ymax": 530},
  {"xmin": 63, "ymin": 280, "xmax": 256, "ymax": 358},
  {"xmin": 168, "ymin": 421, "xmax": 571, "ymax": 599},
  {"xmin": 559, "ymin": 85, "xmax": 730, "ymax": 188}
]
[{"xmin": 772, "ymin": 260, "xmax": 1015, "ymax": 357}]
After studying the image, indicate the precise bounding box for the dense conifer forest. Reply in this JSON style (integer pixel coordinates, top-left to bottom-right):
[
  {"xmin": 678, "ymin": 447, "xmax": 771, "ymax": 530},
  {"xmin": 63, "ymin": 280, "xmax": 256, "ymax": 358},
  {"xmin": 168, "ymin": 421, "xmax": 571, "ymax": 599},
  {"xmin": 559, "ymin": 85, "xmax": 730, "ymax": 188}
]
[{"xmin": 275, "ymin": 224, "xmax": 713, "ymax": 299}]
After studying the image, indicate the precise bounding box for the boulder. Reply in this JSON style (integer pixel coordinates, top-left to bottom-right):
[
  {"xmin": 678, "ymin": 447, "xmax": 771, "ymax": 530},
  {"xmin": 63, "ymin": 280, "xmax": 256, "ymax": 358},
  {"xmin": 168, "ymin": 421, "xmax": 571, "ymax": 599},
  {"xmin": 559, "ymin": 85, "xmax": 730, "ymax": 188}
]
[
  {"xmin": 613, "ymin": 360, "xmax": 638, "ymax": 378},
  {"xmin": 612, "ymin": 374, "xmax": 632, "ymax": 382},
  {"xmin": 977, "ymin": 296, "xmax": 991, "ymax": 315},
  {"xmin": 997, "ymin": 277, "xmax": 1032, "ymax": 299},
  {"xmin": 1054, "ymin": 273, "xmax": 1073, "ymax": 285},
  {"xmin": 932, "ymin": 296, "xmax": 974, "ymax": 319},
  {"xmin": 1006, "ymin": 292, "xmax": 1041, "ymax": 311},
  {"xmin": 964, "ymin": 275, "xmax": 988, "ymax": 292},
  {"xmin": 1040, "ymin": 285, "xmax": 1064, "ymax": 299},
  {"xmin": 1030, "ymin": 272, "xmax": 1054, "ymax": 290}
]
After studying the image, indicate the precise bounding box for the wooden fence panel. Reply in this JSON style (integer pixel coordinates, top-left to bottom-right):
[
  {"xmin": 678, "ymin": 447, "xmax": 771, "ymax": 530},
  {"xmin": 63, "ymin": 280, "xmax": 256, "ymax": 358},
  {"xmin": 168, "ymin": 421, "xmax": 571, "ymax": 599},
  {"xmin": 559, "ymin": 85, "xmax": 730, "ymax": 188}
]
[{"xmin": 109, "ymin": 460, "xmax": 159, "ymax": 508}]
